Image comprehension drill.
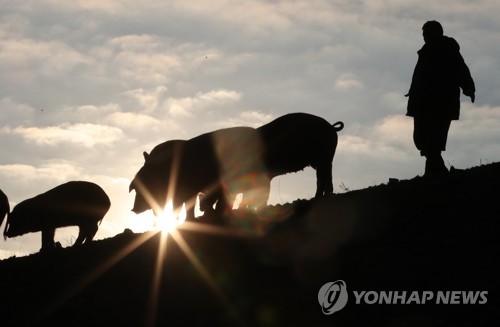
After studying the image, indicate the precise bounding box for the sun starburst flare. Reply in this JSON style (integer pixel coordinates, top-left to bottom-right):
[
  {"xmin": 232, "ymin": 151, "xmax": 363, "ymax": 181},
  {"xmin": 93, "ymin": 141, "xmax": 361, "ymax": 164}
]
[{"xmin": 153, "ymin": 200, "xmax": 187, "ymax": 234}]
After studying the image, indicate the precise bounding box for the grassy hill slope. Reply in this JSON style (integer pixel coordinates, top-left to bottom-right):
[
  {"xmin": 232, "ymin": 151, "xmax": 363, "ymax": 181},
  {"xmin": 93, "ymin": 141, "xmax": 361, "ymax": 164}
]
[{"xmin": 1, "ymin": 163, "xmax": 499, "ymax": 326}]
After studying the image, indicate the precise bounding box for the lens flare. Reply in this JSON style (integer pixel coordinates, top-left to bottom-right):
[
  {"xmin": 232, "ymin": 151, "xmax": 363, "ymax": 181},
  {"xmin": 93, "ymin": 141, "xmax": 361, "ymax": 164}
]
[{"xmin": 154, "ymin": 200, "xmax": 187, "ymax": 234}]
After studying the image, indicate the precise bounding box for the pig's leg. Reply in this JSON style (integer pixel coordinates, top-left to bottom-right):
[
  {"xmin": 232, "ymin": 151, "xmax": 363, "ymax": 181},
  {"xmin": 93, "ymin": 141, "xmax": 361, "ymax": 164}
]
[{"xmin": 41, "ymin": 228, "xmax": 56, "ymax": 252}]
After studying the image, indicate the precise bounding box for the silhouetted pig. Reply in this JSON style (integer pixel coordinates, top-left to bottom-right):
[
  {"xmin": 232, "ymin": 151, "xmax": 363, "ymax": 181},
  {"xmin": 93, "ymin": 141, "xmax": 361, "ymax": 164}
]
[
  {"xmin": 201, "ymin": 113, "xmax": 344, "ymax": 211},
  {"xmin": 129, "ymin": 139, "xmax": 188, "ymax": 216},
  {"xmin": 258, "ymin": 112, "xmax": 344, "ymax": 197},
  {"xmin": 0, "ymin": 189, "xmax": 9, "ymax": 232},
  {"xmin": 130, "ymin": 127, "xmax": 267, "ymax": 219},
  {"xmin": 4, "ymin": 181, "xmax": 111, "ymax": 252}
]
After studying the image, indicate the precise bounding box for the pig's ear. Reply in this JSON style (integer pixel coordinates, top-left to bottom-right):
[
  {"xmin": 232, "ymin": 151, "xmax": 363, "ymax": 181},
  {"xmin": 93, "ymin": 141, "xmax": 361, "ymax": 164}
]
[{"xmin": 143, "ymin": 151, "xmax": 150, "ymax": 161}]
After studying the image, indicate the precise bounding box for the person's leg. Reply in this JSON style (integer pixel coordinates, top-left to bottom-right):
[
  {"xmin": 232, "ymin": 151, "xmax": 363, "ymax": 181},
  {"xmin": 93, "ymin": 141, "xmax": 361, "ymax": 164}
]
[
  {"xmin": 413, "ymin": 117, "xmax": 427, "ymax": 157},
  {"xmin": 414, "ymin": 117, "xmax": 451, "ymax": 177},
  {"xmin": 425, "ymin": 119, "xmax": 451, "ymax": 177},
  {"xmin": 425, "ymin": 151, "xmax": 447, "ymax": 176},
  {"xmin": 435, "ymin": 119, "xmax": 451, "ymax": 152},
  {"xmin": 414, "ymin": 117, "xmax": 433, "ymax": 175}
]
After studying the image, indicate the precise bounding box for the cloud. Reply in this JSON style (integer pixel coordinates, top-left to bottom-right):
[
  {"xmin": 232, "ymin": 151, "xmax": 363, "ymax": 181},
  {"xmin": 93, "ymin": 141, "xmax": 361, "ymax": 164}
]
[
  {"xmin": 455, "ymin": 104, "xmax": 500, "ymax": 140},
  {"xmin": 176, "ymin": 0, "xmax": 293, "ymax": 34},
  {"xmin": 335, "ymin": 74, "xmax": 364, "ymax": 91},
  {"xmin": 2, "ymin": 123, "xmax": 123, "ymax": 147},
  {"xmin": 339, "ymin": 115, "xmax": 414, "ymax": 156},
  {"xmin": 214, "ymin": 111, "xmax": 274, "ymax": 129},
  {"xmin": 105, "ymin": 112, "xmax": 162, "ymax": 131},
  {"xmin": 197, "ymin": 89, "xmax": 241, "ymax": 103},
  {"xmin": 96, "ymin": 35, "xmax": 183, "ymax": 86},
  {"xmin": 124, "ymin": 86, "xmax": 168, "ymax": 113},
  {"xmin": 448, "ymin": 104, "xmax": 500, "ymax": 162},
  {"xmin": 0, "ymin": 97, "xmax": 36, "ymax": 125},
  {"xmin": 0, "ymin": 161, "xmax": 83, "ymax": 183},
  {"xmin": 164, "ymin": 89, "xmax": 242, "ymax": 118},
  {"xmin": 56, "ymin": 103, "xmax": 121, "ymax": 124},
  {"xmin": 0, "ymin": 37, "xmax": 90, "ymax": 83},
  {"xmin": 332, "ymin": 115, "xmax": 420, "ymax": 189},
  {"xmin": 41, "ymin": 0, "xmax": 125, "ymax": 13}
]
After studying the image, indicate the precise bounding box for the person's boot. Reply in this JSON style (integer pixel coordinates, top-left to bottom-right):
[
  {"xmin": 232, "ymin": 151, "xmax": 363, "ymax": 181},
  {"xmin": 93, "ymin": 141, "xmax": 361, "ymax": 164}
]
[
  {"xmin": 435, "ymin": 153, "xmax": 449, "ymax": 175},
  {"xmin": 424, "ymin": 152, "xmax": 448, "ymax": 178}
]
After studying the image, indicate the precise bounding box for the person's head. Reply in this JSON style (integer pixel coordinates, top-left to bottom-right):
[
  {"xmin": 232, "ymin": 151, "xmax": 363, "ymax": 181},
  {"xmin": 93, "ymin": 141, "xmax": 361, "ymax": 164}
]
[{"xmin": 422, "ymin": 20, "xmax": 443, "ymax": 44}]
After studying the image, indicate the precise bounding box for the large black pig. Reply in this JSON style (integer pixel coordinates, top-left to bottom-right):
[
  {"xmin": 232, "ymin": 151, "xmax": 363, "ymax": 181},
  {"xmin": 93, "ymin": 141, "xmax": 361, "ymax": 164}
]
[
  {"xmin": 200, "ymin": 112, "xmax": 344, "ymax": 212},
  {"xmin": 257, "ymin": 112, "xmax": 344, "ymax": 197},
  {"xmin": 129, "ymin": 127, "xmax": 268, "ymax": 220},
  {"xmin": 4, "ymin": 181, "xmax": 111, "ymax": 252}
]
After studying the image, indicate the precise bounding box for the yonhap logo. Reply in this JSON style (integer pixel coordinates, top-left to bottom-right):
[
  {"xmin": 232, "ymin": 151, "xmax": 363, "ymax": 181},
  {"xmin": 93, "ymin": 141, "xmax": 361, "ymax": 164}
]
[
  {"xmin": 318, "ymin": 280, "xmax": 348, "ymax": 315},
  {"xmin": 318, "ymin": 279, "xmax": 488, "ymax": 315}
]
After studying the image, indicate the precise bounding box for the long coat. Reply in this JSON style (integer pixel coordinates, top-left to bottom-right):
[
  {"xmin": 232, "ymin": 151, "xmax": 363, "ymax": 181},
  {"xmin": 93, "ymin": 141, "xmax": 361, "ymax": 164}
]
[{"xmin": 407, "ymin": 36, "xmax": 475, "ymax": 120}]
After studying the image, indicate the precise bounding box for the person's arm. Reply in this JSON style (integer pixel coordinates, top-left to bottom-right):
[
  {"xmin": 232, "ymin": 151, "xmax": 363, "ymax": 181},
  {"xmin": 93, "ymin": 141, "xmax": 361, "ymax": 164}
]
[{"xmin": 456, "ymin": 51, "xmax": 476, "ymax": 103}]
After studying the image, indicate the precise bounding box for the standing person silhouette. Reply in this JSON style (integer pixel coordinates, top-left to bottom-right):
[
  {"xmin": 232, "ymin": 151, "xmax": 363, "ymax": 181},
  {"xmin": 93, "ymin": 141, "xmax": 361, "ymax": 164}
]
[{"xmin": 406, "ymin": 21, "xmax": 475, "ymax": 177}]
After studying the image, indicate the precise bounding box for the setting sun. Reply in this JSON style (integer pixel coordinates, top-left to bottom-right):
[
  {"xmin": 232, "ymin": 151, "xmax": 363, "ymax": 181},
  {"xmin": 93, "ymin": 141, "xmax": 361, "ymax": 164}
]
[
  {"xmin": 130, "ymin": 200, "xmax": 187, "ymax": 234},
  {"xmin": 154, "ymin": 201, "xmax": 187, "ymax": 234}
]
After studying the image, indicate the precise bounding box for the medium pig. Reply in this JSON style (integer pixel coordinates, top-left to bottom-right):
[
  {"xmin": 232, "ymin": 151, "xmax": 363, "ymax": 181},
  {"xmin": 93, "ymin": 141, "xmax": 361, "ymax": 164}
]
[
  {"xmin": 130, "ymin": 127, "xmax": 268, "ymax": 219},
  {"xmin": 4, "ymin": 181, "xmax": 111, "ymax": 252}
]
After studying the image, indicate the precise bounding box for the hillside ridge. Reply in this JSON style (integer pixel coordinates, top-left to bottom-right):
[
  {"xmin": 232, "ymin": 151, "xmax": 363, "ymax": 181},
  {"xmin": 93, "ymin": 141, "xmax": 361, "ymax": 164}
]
[{"xmin": 1, "ymin": 162, "xmax": 499, "ymax": 326}]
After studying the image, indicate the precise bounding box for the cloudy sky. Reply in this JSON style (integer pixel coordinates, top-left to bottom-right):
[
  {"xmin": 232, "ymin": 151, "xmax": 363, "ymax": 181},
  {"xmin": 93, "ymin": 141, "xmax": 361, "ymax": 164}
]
[{"xmin": 1, "ymin": 0, "xmax": 499, "ymax": 258}]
